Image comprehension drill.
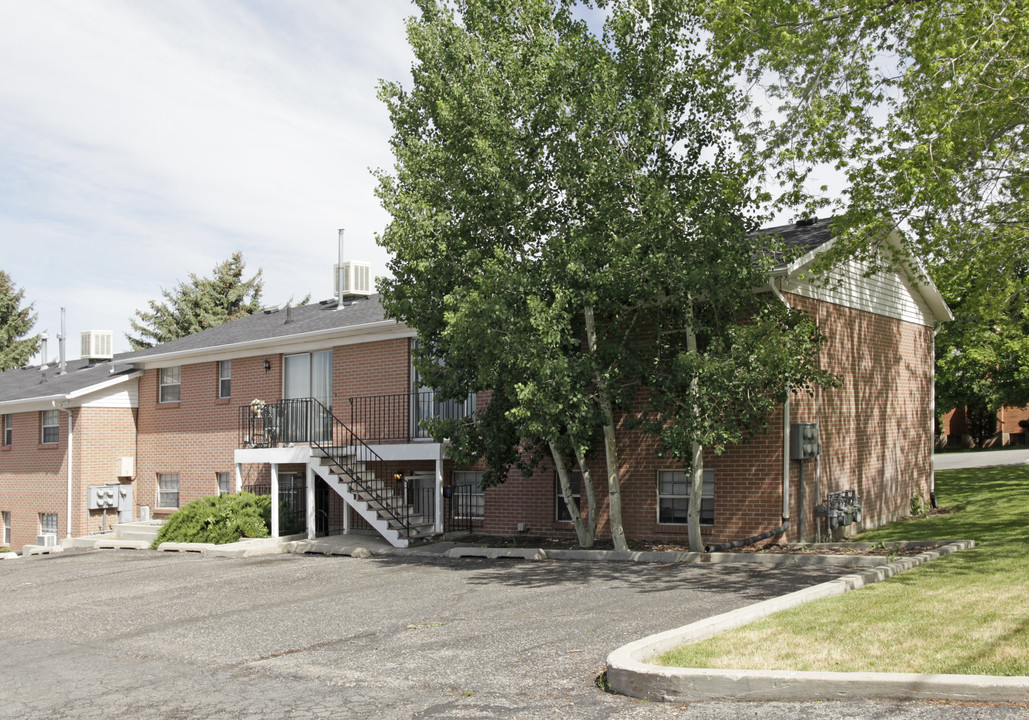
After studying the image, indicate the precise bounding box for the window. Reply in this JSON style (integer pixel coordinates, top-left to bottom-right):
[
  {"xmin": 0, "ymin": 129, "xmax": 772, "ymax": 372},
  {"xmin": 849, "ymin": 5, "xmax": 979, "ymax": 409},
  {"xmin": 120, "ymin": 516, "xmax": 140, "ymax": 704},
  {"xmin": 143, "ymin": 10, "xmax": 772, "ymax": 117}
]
[
  {"xmin": 2, "ymin": 414, "xmax": 11, "ymax": 446},
  {"xmin": 216, "ymin": 471, "xmax": 231, "ymax": 495},
  {"xmin": 555, "ymin": 470, "xmax": 583, "ymax": 522},
  {"xmin": 159, "ymin": 367, "xmax": 181, "ymax": 403},
  {"xmin": 39, "ymin": 512, "xmax": 58, "ymax": 535},
  {"xmin": 218, "ymin": 360, "xmax": 231, "ymax": 398},
  {"xmin": 657, "ymin": 469, "xmax": 715, "ymax": 525},
  {"xmin": 157, "ymin": 473, "xmax": 179, "ymax": 508},
  {"xmin": 453, "ymin": 471, "xmax": 485, "ymax": 520},
  {"xmin": 2, "ymin": 511, "xmax": 10, "ymax": 545},
  {"xmin": 41, "ymin": 410, "xmax": 59, "ymax": 444}
]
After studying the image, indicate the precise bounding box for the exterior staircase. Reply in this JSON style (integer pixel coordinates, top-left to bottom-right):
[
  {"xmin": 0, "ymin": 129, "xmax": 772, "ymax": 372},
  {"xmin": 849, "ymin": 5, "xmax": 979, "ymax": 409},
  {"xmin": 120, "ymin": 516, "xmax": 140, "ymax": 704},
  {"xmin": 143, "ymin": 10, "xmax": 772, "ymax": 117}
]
[{"xmin": 309, "ymin": 448, "xmax": 437, "ymax": 548}]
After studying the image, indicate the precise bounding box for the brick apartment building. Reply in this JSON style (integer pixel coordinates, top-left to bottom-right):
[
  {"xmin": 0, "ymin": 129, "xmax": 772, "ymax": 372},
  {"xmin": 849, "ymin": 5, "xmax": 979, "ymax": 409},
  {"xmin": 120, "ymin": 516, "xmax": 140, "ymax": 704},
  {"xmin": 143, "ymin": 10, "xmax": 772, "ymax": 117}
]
[{"xmin": 0, "ymin": 219, "xmax": 952, "ymax": 552}]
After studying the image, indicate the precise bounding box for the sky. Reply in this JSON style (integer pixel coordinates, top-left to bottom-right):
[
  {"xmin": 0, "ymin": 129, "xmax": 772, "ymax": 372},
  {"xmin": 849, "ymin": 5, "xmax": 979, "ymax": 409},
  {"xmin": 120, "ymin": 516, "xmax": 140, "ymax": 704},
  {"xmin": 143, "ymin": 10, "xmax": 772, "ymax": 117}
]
[
  {"xmin": 1, "ymin": 0, "xmax": 418, "ymax": 356},
  {"xmin": 0, "ymin": 1, "xmax": 830, "ymax": 361}
]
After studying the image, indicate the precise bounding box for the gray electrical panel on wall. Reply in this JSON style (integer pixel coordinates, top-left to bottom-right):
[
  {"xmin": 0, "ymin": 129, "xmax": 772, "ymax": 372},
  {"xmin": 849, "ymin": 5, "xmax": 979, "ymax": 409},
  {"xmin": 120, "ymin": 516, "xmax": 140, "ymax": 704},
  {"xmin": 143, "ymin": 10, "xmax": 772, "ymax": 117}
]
[{"xmin": 790, "ymin": 423, "xmax": 819, "ymax": 459}]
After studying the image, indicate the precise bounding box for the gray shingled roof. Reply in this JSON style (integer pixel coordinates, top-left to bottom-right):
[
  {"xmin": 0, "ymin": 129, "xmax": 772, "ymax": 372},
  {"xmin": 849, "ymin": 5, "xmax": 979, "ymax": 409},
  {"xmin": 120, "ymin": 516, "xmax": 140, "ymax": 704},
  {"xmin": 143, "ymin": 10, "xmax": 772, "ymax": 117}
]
[
  {"xmin": 0, "ymin": 357, "xmax": 139, "ymax": 405},
  {"xmin": 753, "ymin": 217, "xmax": 834, "ymax": 266},
  {"xmin": 127, "ymin": 294, "xmax": 391, "ymax": 360}
]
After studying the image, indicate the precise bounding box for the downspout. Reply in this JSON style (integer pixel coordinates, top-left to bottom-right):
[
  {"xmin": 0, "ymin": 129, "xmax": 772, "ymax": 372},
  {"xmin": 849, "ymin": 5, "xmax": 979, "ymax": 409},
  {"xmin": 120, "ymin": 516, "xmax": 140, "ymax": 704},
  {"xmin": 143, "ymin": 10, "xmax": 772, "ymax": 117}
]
[
  {"xmin": 769, "ymin": 277, "xmax": 792, "ymax": 529},
  {"xmin": 707, "ymin": 278, "xmax": 793, "ymax": 552},
  {"xmin": 53, "ymin": 401, "xmax": 74, "ymax": 539},
  {"xmin": 930, "ymin": 325, "xmax": 940, "ymax": 508}
]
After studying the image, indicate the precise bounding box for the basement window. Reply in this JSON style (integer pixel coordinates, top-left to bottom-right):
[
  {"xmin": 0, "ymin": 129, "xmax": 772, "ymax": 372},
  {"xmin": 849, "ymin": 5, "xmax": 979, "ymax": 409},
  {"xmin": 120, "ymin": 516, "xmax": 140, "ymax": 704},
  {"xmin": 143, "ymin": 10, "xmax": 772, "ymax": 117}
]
[
  {"xmin": 657, "ymin": 469, "xmax": 715, "ymax": 525},
  {"xmin": 555, "ymin": 469, "xmax": 583, "ymax": 522},
  {"xmin": 157, "ymin": 473, "xmax": 179, "ymax": 508}
]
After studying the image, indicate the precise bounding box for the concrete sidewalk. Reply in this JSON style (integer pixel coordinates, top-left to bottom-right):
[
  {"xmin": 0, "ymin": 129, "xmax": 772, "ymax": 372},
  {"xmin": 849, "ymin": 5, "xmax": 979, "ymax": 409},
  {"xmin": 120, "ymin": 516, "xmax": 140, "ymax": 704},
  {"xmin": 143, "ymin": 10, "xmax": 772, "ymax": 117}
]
[{"xmin": 934, "ymin": 447, "xmax": 1029, "ymax": 470}]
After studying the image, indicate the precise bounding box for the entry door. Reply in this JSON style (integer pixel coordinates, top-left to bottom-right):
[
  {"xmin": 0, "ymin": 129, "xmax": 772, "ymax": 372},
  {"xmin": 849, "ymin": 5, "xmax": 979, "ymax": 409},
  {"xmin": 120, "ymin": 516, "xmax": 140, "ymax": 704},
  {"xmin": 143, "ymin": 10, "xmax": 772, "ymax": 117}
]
[{"xmin": 284, "ymin": 350, "xmax": 333, "ymax": 441}]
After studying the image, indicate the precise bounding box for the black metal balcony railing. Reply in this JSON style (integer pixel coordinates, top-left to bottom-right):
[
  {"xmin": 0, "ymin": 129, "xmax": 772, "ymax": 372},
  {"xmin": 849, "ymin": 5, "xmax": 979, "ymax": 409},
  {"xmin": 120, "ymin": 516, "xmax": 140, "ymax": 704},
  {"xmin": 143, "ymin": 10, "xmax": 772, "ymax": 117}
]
[{"xmin": 348, "ymin": 390, "xmax": 476, "ymax": 444}]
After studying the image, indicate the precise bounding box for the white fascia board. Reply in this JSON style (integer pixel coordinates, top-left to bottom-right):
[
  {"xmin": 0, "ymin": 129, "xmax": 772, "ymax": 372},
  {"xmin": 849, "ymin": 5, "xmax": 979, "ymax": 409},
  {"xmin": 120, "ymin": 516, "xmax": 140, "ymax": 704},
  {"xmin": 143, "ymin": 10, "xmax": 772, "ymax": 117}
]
[
  {"xmin": 66, "ymin": 371, "xmax": 143, "ymax": 400},
  {"xmin": 0, "ymin": 394, "xmax": 71, "ymax": 414},
  {"xmin": 0, "ymin": 372, "xmax": 143, "ymax": 413},
  {"xmin": 780, "ymin": 230, "xmax": 953, "ymax": 324},
  {"xmin": 134, "ymin": 320, "xmax": 414, "ymax": 369}
]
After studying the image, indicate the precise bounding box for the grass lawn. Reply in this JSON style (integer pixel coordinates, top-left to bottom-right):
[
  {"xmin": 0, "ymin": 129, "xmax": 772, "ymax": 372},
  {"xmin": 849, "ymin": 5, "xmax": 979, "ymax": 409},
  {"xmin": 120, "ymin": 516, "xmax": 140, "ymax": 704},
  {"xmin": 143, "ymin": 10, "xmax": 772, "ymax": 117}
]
[{"xmin": 658, "ymin": 465, "xmax": 1029, "ymax": 676}]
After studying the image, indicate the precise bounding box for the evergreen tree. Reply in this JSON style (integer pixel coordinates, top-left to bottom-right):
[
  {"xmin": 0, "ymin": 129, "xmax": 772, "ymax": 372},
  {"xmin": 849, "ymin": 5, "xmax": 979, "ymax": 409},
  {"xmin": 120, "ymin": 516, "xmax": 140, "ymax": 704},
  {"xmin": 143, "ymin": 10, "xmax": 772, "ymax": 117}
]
[
  {"xmin": 127, "ymin": 252, "xmax": 263, "ymax": 350},
  {"xmin": 0, "ymin": 270, "xmax": 40, "ymax": 371}
]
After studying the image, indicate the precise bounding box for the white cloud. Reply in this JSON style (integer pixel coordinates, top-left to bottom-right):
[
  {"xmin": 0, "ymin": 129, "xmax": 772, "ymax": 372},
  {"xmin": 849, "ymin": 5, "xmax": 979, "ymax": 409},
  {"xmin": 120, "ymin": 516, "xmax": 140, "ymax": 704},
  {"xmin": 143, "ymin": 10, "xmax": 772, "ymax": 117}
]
[{"xmin": 0, "ymin": 0, "xmax": 416, "ymax": 353}]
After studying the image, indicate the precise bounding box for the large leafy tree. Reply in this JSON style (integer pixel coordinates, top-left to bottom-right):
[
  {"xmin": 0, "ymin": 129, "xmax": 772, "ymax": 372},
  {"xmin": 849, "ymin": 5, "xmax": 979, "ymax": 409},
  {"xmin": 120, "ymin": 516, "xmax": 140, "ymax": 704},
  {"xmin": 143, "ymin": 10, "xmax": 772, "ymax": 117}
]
[
  {"xmin": 0, "ymin": 270, "xmax": 40, "ymax": 371},
  {"xmin": 127, "ymin": 252, "xmax": 264, "ymax": 350},
  {"xmin": 377, "ymin": 0, "xmax": 834, "ymax": 550},
  {"xmin": 700, "ymin": 0, "xmax": 1029, "ymax": 421}
]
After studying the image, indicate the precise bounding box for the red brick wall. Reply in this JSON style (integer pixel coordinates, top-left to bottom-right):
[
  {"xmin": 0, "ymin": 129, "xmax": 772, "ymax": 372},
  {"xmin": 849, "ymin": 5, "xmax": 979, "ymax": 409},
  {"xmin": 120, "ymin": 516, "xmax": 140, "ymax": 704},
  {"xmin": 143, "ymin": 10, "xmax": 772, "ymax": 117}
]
[
  {"xmin": 137, "ymin": 356, "xmax": 283, "ymax": 517},
  {"xmin": 0, "ymin": 409, "xmax": 69, "ymax": 551},
  {"xmin": 0, "ymin": 404, "xmax": 136, "ymax": 552},
  {"xmin": 475, "ymin": 293, "xmax": 934, "ymax": 545},
  {"xmin": 785, "ymin": 293, "xmax": 933, "ymax": 539}
]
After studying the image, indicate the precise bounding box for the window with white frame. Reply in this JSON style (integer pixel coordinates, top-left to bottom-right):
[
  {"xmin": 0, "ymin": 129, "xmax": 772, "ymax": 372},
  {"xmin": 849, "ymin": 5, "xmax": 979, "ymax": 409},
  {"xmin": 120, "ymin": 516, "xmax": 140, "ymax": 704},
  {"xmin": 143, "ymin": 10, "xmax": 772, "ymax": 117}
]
[
  {"xmin": 218, "ymin": 360, "xmax": 231, "ymax": 398},
  {"xmin": 216, "ymin": 471, "xmax": 231, "ymax": 495},
  {"xmin": 41, "ymin": 410, "xmax": 59, "ymax": 444},
  {"xmin": 159, "ymin": 367, "xmax": 181, "ymax": 403},
  {"xmin": 555, "ymin": 469, "xmax": 583, "ymax": 522},
  {"xmin": 452, "ymin": 470, "xmax": 485, "ymax": 520},
  {"xmin": 657, "ymin": 469, "xmax": 715, "ymax": 525},
  {"xmin": 157, "ymin": 473, "xmax": 179, "ymax": 508},
  {"xmin": 2, "ymin": 511, "xmax": 10, "ymax": 545},
  {"xmin": 2, "ymin": 414, "xmax": 11, "ymax": 446},
  {"xmin": 39, "ymin": 512, "xmax": 58, "ymax": 535}
]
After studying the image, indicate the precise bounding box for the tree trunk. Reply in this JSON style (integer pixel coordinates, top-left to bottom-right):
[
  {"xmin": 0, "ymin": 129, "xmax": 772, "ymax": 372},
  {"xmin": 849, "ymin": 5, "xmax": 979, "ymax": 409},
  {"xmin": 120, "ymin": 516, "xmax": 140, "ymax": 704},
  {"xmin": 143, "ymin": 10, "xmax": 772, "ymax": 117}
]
[
  {"xmin": 550, "ymin": 441, "xmax": 594, "ymax": 548},
  {"xmin": 573, "ymin": 443, "xmax": 599, "ymax": 542},
  {"xmin": 583, "ymin": 306, "xmax": 629, "ymax": 552},
  {"xmin": 685, "ymin": 314, "xmax": 704, "ymax": 552}
]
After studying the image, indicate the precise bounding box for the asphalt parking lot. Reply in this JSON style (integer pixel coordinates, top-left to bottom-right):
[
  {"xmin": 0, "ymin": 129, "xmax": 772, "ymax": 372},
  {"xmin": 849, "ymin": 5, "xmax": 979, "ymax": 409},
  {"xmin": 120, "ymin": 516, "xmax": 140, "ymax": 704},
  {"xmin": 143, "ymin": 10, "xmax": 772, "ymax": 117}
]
[{"xmin": 1, "ymin": 550, "xmax": 1026, "ymax": 720}]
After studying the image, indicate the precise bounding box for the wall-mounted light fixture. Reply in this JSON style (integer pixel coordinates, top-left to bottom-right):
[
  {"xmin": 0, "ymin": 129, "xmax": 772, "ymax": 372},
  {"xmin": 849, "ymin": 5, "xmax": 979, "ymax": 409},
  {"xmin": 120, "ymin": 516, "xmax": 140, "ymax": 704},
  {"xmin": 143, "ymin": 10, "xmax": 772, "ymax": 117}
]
[{"xmin": 263, "ymin": 359, "xmax": 271, "ymax": 371}]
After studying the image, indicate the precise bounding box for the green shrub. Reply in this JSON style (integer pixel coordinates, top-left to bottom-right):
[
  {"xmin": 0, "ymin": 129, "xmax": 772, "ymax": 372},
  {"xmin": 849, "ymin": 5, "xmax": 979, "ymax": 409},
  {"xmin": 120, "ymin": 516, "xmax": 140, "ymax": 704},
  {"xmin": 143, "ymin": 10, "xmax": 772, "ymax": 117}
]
[
  {"xmin": 151, "ymin": 492, "xmax": 278, "ymax": 548},
  {"xmin": 0, "ymin": 547, "xmax": 10, "ymax": 553}
]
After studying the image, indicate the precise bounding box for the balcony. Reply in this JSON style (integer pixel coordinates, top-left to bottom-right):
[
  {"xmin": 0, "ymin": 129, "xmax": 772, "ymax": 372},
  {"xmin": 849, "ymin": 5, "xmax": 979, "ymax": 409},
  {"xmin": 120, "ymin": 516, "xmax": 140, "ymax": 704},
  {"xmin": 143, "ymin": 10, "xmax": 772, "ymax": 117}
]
[{"xmin": 347, "ymin": 391, "xmax": 477, "ymax": 444}]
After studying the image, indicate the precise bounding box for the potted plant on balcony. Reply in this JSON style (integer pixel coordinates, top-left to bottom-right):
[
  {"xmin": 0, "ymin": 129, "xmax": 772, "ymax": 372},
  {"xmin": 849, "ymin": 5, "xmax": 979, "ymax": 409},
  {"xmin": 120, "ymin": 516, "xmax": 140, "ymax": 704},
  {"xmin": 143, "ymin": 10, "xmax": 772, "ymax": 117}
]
[{"xmin": 251, "ymin": 399, "xmax": 265, "ymax": 418}]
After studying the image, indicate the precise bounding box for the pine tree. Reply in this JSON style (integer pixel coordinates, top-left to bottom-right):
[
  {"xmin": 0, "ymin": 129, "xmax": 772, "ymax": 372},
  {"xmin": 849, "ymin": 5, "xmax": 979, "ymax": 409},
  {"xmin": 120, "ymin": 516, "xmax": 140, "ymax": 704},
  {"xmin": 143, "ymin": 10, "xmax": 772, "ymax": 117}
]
[
  {"xmin": 0, "ymin": 270, "xmax": 40, "ymax": 371},
  {"xmin": 127, "ymin": 252, "xmax": 263, "ymax": 350}
]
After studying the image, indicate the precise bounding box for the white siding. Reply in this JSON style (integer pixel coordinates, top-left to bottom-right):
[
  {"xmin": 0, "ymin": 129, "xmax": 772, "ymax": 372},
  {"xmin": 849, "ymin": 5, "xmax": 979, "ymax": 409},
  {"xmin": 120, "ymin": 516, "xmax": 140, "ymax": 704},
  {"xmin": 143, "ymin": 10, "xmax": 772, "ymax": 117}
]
[
  {"xmin": 783, "ymin": 258, "xmax": 935, "ymax": 327},
  {"xmin": 79, "ymin": 382, "xmax": 139, "ymax": 409}
]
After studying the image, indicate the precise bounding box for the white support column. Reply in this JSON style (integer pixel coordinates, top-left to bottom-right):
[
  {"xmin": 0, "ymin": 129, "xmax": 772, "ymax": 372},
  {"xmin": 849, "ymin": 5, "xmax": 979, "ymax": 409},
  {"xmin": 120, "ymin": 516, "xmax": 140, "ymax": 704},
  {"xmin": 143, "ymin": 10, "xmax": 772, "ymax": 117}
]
[
  {"xmin": 306, "ymin": 464, "xmax": 316, "ymax": 541},
  {"xmin": 434, "ymin": 444, "xmax": 444, "ymax": 534},
  {"xmin": 270, "ymin": 463, "xmax": 280, "ymax": 538},
  {"xmin": 343, "ymin": 499, "xmax": 351, "ymax": 535},
  {"xmin": 235, "ymin": 463, "xmax": 243, "ymax": 493}
]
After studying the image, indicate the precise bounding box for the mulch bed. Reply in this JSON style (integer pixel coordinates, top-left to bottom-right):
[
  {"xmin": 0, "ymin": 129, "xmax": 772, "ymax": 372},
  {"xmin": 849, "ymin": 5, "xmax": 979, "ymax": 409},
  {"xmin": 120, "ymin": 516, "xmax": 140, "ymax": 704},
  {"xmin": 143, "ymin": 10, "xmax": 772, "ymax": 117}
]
[{"xmin": 461, "ymin": 533, "xmax": 942, "ymax": 556}]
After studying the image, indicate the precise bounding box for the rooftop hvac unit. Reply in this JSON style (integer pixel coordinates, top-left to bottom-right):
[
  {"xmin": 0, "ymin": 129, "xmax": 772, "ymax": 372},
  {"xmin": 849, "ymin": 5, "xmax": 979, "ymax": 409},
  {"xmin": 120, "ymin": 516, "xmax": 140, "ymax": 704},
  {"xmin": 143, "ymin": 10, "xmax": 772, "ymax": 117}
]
[
  {"xmin": 334, "ymin": 261, "xmax": 372, "ymax": 298},
  {"xmin": 35, "ymin": 533, "xmax": 58, "ymax": 547},
  {"xmin": 81, "ymin": 330, "xmax": 114, "ymax": 361}
]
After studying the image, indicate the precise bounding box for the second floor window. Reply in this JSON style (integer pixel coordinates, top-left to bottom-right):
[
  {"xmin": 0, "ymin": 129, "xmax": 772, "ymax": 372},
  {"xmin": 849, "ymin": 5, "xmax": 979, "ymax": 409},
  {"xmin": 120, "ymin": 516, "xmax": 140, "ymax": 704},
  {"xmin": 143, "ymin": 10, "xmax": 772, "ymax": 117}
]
[
  {"xmin": 159, "ymin": 367, "xmax": 181, "ymax": 403},
  {"xmin": 41, "ymin": 410, "xmax": 59, "ymax": 444},
  {"xmin": 2, "ymin": 414, "xmax": 11, "ymax": 446},
  {"xmin": 218, "ymin": 360, "xmax": 231, "ymax": 398}
]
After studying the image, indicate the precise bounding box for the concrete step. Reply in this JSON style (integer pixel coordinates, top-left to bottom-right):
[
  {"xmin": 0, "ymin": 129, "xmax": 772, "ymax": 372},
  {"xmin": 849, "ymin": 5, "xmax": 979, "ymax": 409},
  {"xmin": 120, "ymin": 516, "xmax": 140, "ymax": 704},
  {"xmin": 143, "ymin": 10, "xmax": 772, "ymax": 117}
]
[{"xmin": 113, "ymin": 520, "xmax": 164, "ymax": 543}]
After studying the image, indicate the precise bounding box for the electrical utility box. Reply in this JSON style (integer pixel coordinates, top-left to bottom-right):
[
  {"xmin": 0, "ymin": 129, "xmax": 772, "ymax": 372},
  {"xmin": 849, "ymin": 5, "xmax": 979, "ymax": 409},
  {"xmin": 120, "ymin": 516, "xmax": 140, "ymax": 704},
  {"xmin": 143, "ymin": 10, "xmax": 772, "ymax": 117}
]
[
  {"xmin": 88, "ymin": 485, "xmax": 119, "ymax": 510},
  {"xmin": 790, "ymin": 423, "xmax": 819, "ymax": 460}
]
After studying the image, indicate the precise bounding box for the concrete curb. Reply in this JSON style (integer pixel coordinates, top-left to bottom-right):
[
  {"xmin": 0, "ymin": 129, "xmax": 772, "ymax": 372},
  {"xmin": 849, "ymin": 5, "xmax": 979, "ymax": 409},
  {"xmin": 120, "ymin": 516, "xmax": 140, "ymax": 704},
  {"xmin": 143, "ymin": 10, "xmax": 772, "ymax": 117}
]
[
  {"xmin": 605, "ymin": 540, "xmax": 1029, "ymax": 702},
  {"xmin": 440, "ymin": 542, "xmax": 949, "ymax": 568}
]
